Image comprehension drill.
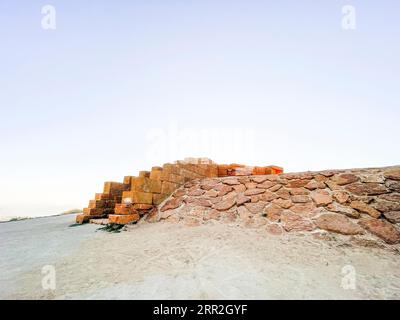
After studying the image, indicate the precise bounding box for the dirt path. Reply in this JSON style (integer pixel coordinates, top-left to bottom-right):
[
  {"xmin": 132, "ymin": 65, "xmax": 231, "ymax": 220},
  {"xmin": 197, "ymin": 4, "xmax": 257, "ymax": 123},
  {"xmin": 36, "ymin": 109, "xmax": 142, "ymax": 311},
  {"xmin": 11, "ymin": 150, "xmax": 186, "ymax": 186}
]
[{"xmin": 1, "ymin": 215, "xmax": 400, "ymax": 299}]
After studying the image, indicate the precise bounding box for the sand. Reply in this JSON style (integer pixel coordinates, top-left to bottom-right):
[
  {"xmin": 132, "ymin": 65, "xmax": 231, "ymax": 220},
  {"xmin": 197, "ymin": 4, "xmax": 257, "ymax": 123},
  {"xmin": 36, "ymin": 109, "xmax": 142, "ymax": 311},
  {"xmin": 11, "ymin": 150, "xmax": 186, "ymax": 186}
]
[{"xmin": 1, "ymin": 215, "xmax": 399, "ymax": 299}]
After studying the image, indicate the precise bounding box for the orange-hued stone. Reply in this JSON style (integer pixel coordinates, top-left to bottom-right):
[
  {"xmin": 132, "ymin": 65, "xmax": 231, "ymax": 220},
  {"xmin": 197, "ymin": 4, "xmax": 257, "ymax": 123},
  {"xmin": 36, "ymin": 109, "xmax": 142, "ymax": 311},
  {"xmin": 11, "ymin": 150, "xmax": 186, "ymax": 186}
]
[
  {"xmin": 133, "ymin": 204, "xmax": 153, "ymax": 210},
  {"xmin": 95, "ymin": 193, "xmax": 110, "ymax": 201},
  {"xmin": 153, "ymin": 193, "xmax": 168, "ymax": 205},
  {"xmin": 109, "ymin": 213, "xmax": 140, "ymax": 225},
  {"xmin": 131, "ymin": 177, "xmax": 162, "ymax": 194},
  {"xmin": 114, "ymin": 203, "xmax": 138, "ymax": 215},
  {"xmin": 122, "ymin": 191, "xmax": 153, "ymax": 204},
  {"xmin": 76, "ymin": 214, "xmax": 89, "ymax": 224},
  {"xmin": 83, "ymin": 207, "xmax": 103, "ymax": 216},
  {"xmin": 150, "ymin": 167, "xmax": 163, "ymax": 180},
  {"xmin": 139, "ymin": 171, "xmax": 150, "ymax": 178},
  {"xmin": 161, "ymin": 181, "xmax": 180, "ymax": 195},
  {"xmin": 123, "ymin": 176, "xmax": 133, "ymax": 185}
]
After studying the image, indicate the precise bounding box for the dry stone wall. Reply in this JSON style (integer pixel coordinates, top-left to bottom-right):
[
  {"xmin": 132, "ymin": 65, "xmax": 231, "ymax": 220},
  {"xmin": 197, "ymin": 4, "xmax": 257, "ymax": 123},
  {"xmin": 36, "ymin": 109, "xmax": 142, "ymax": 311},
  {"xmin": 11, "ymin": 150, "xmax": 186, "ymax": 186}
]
[
  {"xmin": 76, "ymin": 158, "xmax": 282, "ymax": 224},
  {"xmin": 150, "ymin": 166, "xmax": 400, "ymax": 245}
]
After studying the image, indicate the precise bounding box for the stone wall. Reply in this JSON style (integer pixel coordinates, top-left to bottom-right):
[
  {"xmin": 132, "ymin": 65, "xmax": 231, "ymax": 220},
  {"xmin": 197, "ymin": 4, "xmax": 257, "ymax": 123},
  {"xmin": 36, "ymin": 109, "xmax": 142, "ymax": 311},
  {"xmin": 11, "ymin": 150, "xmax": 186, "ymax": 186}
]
[
  {"xmin": 150, "ymin": 166, "xmax": 400, "ymax": 245},
  {"xmin": 76, "ymin": 158, "xmax": 283, "ymax": 224}
]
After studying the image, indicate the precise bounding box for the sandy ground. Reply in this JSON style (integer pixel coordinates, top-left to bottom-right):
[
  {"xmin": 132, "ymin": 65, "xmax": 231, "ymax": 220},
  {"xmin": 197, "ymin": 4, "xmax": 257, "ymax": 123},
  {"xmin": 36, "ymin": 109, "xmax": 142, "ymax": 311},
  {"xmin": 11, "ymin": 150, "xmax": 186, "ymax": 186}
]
[{"xmin": 1, "ymin": 215, "xmax": 400, "ymax": 299}]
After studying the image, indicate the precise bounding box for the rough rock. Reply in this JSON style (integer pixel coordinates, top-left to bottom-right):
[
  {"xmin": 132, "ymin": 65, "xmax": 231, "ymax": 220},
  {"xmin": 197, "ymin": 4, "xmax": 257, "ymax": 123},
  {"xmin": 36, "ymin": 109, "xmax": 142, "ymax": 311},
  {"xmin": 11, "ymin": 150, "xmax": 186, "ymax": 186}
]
[
  {"xmin": 315, "ymin": 214, "xmax": 363, "ymax": 235},
  {"xmin": 281, "ymin": 212, "xmax": 315, "ymax": 232},
  {"xmin": 244, "ymin": 188, "xmax": 265, "ymax": 196},
  {"xmin": 350, "ymin": 201, "xmax": 381, "ymax": 218},
  {"xmin": 332, "ymin": 173, "xmax": 359, "ymax": 186},
  {"xmin": 345, "ymin": 183, "xmax": 388, "ymax": 196},
  {"xmin": 212, "ymin": 198, "xmax": 236, "ymax": 211},
  {"xmin": 384, "ymin": 169, "xmax": 400, "ymax": 181},
  {"xmin": 160, "ymin": 197, "xmax": 183, "ymax": 212},
  {"xmin": 359, "ymin": 219, "xmax": 400, "ymax": 244},
  {"xmin": 311, "ymin": 190, "xmax": 333, "ymax": 206},
  {"xmin": 383, "ymin": 211, "xmax": 400, "ymax": 224}
]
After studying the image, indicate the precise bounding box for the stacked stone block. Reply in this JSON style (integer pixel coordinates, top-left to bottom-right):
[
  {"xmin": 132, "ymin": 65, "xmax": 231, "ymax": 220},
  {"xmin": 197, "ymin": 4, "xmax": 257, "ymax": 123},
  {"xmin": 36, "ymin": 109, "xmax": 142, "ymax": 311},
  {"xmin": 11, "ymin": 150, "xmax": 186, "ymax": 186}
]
[{"xmin": 76, "ymin": 157, "xmax": 283, "ymax": 225}]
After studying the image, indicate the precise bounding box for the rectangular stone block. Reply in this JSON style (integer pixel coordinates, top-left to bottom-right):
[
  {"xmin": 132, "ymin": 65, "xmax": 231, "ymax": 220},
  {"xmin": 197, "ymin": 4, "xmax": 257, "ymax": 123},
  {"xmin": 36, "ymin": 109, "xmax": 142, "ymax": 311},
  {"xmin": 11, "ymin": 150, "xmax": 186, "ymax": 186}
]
[
  {"xmin": 153, "ymin": 193, "xmax": 169, "ymax": 205},
  {"xmin": 149, "ymin": 167, "xmax": 162, "ymax": 180},
  {"xmin": 161, "ymin": 181, "xmax": 180, "ymax": 195},
  {"xmin": 160, "ymin": 172, "xmax": 185, "ymax": 184},
  {"xmin": 131, "ymin": 177, "xmax": 162, "ymax": 193},
  {"xmin": 103, "ymin": 182, "xmax": 127, "ymax": 196},
  {"xmin": 139, "ymin": 171, "xmax": 150, "ymax": 178},
  {"xmin": 114, "ymin": 204, "xmax": 138, "ymax": 215},
  {"xmin": 83, "ymin": 207, "xmax": 104, "ymax": 216},
  {"xmin": 109, "ymin": 213, "xmax": 140, "ymax": 225},
  {"xmin": 253, "ymin": 167, "xmax": 266, "ymax": 175},
  {"xmin": 133, "ymin": 204, "xmax": 154, "ymax": 211},
  {"xmin": 95, "ymin": 193, "xmax": 110, "ymax": 201},
  {"xmin": 122, "ymin": 191, "xmax": 153, "ymax": 204},
  {"xmin": 123, "ymin": 176, "xmax": 133, "ymax": 185}
]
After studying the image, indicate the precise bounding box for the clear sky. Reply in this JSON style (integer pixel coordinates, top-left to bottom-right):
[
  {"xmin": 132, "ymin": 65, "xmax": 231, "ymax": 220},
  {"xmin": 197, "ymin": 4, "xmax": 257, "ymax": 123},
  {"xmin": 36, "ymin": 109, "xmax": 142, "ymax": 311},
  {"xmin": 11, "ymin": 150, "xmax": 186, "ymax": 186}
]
[{"xmin": 0, "ymin": 1, "xmax": 399, "ymax": 217}]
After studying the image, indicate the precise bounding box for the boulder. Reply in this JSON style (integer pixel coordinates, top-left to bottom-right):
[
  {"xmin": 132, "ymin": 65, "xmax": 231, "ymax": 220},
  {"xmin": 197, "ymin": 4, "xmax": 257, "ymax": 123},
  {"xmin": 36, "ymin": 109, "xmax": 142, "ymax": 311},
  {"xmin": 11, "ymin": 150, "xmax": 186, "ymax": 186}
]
[{"xmin": 315, "ymin": 214, "xmax": 363, "ymax": 235}]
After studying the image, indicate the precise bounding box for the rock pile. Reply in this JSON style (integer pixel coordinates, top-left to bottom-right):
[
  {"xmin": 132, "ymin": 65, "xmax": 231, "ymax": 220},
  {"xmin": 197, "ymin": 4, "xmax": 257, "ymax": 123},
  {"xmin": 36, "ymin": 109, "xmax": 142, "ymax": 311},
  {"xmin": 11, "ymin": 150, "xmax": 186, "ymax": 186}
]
[
  {"xmin": 150, "ymin": 167, "xmax": 400, "ymax": 245},
  {"xmin": 76, "ymin": 158, "xmax": 282, "ymax": 224}
]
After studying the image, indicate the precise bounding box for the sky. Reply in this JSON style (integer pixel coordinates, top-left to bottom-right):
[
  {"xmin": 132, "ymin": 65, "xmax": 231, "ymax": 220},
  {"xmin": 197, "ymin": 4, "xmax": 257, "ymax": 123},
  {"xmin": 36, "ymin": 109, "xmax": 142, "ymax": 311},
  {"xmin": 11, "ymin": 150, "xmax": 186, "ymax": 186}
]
[{"xmin": 0, "ymin": 0, "xmax": 399, "ymax": 217}]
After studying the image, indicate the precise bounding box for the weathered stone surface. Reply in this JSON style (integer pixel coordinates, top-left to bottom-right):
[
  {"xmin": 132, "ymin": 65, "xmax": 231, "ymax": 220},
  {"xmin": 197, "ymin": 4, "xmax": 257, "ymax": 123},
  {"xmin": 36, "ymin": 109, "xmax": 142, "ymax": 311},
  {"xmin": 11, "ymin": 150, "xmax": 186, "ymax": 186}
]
[
  {"xmin": 109, "ymin": 213, "xmax": 140, "ymax": 225},
  {"xmin": 378, "ymin": 193, "xmax": 400, "ymax": 202},
  {"xmin": 238, "ymin": 206, "xmax": 252, "ymax": 220},
  {"xmin": 256, "ymin": 181, "xmax": 276, "ymax": 189},
  {"xmin": 304, "ymin": 180, "xmax": 319, "ymax": 190},
  {"xmin": 311, "ymin": 190, "xmax": 333, "ymax": 206},
  {"xmin": 350, "ymin": 201, "xmax": 381, "ymax": 218},
  {"xmin": 315, "ymin": 214, "xmax": 363, "ymax": 235},
  {"xmin": 223, "ymin": 178, "xmax": 241, "ymax": 185},
  {"xmin": 281, "ymin": 212, "xmax": 315, "ymax": 232},
  {"xmin": 264, "ymin": 204, "xmax": 283, "ymax": 222},
  {"xmin": 272, "ymin": 198, "xmax": 292, "ymax": 209},
  {"xmin": 204, "ymin": 189, "xmax": 219, "ymax": 198},
  {"xmin": 332, "ymin": 191, "xmax": 349, "ymax": 204},
  {"xmin": 290, "ymin": 188, "xmax": 309, "ymax": 195},
  {"xmin": 245, "ymin": 182, "xmax": 257, "ymax": 189},
  {"xmin": 383, "ymin": 211, "xmax": 400, "ymax": 224},
  {"xmin": 275, "ymin": 188, "xmax": 290, "ymax": 200},
  {"xmin": 266, "ymin": 224, "xmax": 283, "ymax": 235},
  {"xmin": 160, "ymin": 197, "xmax": 183, "ymax": 212},
  {"xmin": 212, "ymin": 198, "xmax": 236, "ymax": 211},
  {"xmin": 326, "ymin": 203, "xmax": 360, "ymax": 219},
  {"xmin": 251, "ymin": 176, "xmax": 268, "ymax": 183},
  {"xmin": 260, "ymin": 191, "xmax": 279, "ymax": 202},
  {"xmin": 373, "ymin": 200, "xmax": 400, "ymax": 213},
  {"xmin": 289, "ymin": 202, "xmax": 316, "ymax": 216},
  {"xmin": 345, "ymin": 183, "xmax": 388, "ymax": 196},
  {"xmin": 386, "ymin": 180, "xmax": 400, "ymax": 192},
  {"xmin": 188, "ymin": 189, "xmax": 205, "ymax": 196},
  {"xmin": 269, "ymin": 184, "xmax": 282, "ymax": 192},
  {"xmin": 173, "ymin": 189, "xmax": 187, "ymax": 197},
  {"xmin": 244, "ymin": 202, "xmax": 266, "ymax": 214},
  {"xmin": 359, "ymin": 219, "xmax": 400, "ymax": 244},
  {"xmin": 287, "ymin": 179, "xmax": 310, "ymax": 188},
  {"xmin": 383, "ymin": 168, "xmax": 400, "ymax": 181},
  {"xmin": 236, "ymin": 193, "xmax": 251, "ymax": 206},
  {"xmin": 233, "ymin": 184, "xmax": 246, "ymax": 193},
  {"xmin": 332, "ymin": 173, "xmax": 359, "ymax": 186},
  {"xmin": 183, "ymin": 217, "xmax": 201, "ymax": 227},
  {"xmin": 359, "ymin": 173, "xmax": 384, "ymax": 183},
  {"xmin": 191, "ymin": 198, "xmax": 212, "ymax": 207},
  {"xmin": 244, "ymin": 188, "xmax": 265, "ymax": 196},
  {"xmin": 291, "ymin": 195, "xmax": 311, "ymax": 203},
  {"xmin": 203, "ymin": 209, "xmax": 221, "ymax": 221},
  {"xmin": 217, "ymin": 185, "xmax": 233, "ymax": 196}
]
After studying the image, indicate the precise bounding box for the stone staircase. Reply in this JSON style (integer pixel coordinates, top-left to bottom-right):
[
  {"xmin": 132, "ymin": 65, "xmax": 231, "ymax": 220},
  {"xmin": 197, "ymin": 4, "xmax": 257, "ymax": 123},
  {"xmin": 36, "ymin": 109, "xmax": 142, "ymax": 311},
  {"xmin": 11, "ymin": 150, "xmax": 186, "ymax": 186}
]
[{"xmin": 76, "ymin": 158, "xmax": 283, "ymax": 225}]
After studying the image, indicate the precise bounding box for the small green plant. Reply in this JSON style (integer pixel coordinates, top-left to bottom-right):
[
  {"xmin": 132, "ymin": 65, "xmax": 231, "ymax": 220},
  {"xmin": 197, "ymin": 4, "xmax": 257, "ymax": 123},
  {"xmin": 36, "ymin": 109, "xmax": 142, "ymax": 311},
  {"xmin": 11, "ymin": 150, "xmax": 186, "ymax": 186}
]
[{"xmin": 97, "ymin": 224, "xmax": 124, "ymax": 233}]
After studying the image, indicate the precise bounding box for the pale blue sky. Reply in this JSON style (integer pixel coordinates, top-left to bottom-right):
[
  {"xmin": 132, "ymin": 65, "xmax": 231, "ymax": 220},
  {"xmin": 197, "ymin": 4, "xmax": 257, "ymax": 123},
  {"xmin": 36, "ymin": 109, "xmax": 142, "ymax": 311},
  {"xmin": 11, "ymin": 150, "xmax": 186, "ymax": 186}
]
[{"xmin": 0, "ymin": 1, "xmax": 399, "ymax": 216}]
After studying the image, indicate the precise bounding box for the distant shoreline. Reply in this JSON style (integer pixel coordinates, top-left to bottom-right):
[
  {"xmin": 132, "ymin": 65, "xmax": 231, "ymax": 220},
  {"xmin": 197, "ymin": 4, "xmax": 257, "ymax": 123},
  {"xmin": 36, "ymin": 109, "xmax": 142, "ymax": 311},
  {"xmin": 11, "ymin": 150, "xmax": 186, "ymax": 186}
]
[{"xmin": 0, "ymin": 210, "xmax": 81, "ymax": 223}]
